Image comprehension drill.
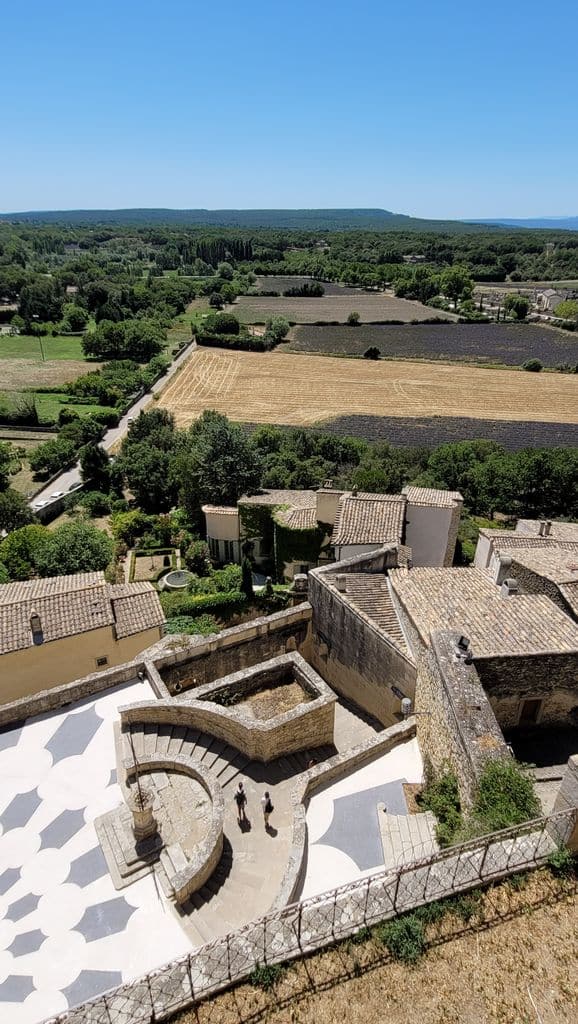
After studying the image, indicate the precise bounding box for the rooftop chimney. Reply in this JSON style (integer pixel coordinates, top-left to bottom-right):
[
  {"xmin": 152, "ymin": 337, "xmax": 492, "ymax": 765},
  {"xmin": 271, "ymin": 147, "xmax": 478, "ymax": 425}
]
[
  {"xmin": 30, "ymin": 610, "xmax": 43, "ymax": 645},
  {"xmin": 493, "ymin": 553, "xmax": 512, "ymax": 586},
  {"xmin": 351, "ymin": 488, "xmax": 358, "ymax": 498},
  {"xmin": 501, "ymin": 578, "xmax": 519, "ymax": 598},
  {"xmin": 335, "ymin": 574, "xmax": 347, "ymax": 593},
  {"xmin": 545, "ymin": 520, "xmax": 552, "ymax": 537}
]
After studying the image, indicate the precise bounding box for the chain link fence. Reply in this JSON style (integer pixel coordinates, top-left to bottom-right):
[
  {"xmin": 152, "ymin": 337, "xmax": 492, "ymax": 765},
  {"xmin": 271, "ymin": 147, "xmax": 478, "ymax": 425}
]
[{"xmin": 45, "ymin": 807, "xmax": 576, "ymax": 1024}]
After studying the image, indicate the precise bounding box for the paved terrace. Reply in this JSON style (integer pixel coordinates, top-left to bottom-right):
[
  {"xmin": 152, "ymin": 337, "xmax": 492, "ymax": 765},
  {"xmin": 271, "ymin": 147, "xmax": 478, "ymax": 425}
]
[{"xmin": 0, "ymin": 676, "xmax": 399, "ymax": 1024}]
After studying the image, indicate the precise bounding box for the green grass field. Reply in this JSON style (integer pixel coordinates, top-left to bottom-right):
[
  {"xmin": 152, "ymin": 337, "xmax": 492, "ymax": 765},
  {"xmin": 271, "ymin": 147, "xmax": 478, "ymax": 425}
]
[
  {"xmin": 0, "ymin": 335, "xmax": 87, "ymax": 360},
  {"xmin": 0, "ymin": 390, "xmax": 111, "ymax": 425}
]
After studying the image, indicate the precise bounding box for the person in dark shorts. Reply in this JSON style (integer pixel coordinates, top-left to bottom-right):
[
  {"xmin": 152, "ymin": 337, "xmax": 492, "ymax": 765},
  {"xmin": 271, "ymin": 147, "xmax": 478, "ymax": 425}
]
[
  {"xmin": 261, "ymin": 790, "xmax": 273, "ymax": 828},
  {"xmin": 234, "ymin": 781, "xmax": 247, "ymax": 822}
]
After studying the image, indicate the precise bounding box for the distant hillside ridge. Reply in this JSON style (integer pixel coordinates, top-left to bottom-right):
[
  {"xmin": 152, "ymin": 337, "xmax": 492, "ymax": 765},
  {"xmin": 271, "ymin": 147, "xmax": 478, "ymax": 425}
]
[
  {"xmin": 468, "ymin": 216, "xmax": 578, "ymax": 231},
  {"xmin": 0, "ymin": 207, "xmax": 506, "ymax": 232}
]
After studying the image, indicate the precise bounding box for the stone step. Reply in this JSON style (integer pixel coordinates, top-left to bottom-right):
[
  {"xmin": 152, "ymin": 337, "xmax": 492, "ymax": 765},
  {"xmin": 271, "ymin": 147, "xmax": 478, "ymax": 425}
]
[
  {"xmin": 219, "ymin": 753, "xmax": 252, "ymax": 788},
  {"xmin": 189, "ymin": 732, "xmax": 219, "ymax": 762},
  {"xmin": 379, "ymin": 808, "xmax": 438, "ymax": 869},
  {"xmin": 155, "ymin": 725, "xmax": 174, "ymax": 757},
  {"xmin": 125, "ymin": 723, "xmax": 145, "ymax": 761},
  {"xmin": 143, "ymin": 723, "xmax": 158, "ymax": 757},
  {"xmin": 167, "ymin": 725, "xmax": 188, "ymax": 757},
  {"xmin": 202, "ymin": 739, "xmax": 228, "ymax": 770}
]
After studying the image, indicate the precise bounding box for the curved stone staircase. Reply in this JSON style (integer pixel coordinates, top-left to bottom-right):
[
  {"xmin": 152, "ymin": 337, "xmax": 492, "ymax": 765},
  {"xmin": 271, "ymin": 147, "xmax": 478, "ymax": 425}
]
[{"xmin": 116, "ymin": 719, "xmax": 336, "ymax": 945}]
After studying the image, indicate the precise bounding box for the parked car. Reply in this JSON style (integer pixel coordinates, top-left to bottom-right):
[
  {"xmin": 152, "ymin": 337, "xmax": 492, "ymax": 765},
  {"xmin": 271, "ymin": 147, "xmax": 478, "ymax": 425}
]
[
  {"xmin": 32, "ymin": 500, "xmax": 49, "ymax": 510},
  {"xmin": 49, "ymin": 491, "xmax": 64, "ymax": 499}
]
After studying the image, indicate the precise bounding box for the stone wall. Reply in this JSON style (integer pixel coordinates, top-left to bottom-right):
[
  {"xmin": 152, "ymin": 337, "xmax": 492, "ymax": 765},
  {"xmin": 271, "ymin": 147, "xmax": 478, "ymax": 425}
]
[
  {"xmin": 415, "ymin": 631, "xmax": 510, "ymax": 806},
  {"xmin": 0, "ymin": 655, "xmax": 151, "ymax": 728},
  {"xmin": 509, "ymin": 559, "xmax": 577, "ymax": 620},
  {"xmin": 155, "ymin": 606, "xmax": 312, "ymax": 695},
  {"xmin": 272, "ymin": 719, "xmax": 418, "ymax": 911},
  {"xmin": 553, "ymin": 755, "xmax": 578, "ymax": 851},
  {"xmin": 122, "ymin": 752, "xmax": 225, "ymax": 905},
  {"xmin": 445, "ymin": 499, "xmax": 463, "ymax": 566},
  {"xmin": 308, "ymin": 548, "xmax": 416, "ymax": 726},
  {"xmin": 476, "ymin": 653, "xmax": 578, "ymax": 728},
  {"xmin": 120, "ymin": 655, "xmax": 336, "ymax": 763}
]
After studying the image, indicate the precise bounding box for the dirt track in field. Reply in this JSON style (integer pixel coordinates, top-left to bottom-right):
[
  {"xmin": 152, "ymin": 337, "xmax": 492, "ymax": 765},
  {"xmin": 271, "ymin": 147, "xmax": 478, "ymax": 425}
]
[{"xmin": 157, "ymin": 347, "xmax": 578, "ymax": 428}]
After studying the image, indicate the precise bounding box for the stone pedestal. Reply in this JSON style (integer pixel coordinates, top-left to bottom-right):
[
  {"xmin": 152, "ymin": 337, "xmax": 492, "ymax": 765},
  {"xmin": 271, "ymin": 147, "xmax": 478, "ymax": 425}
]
[{"xmin": 129, "ymin": 785, "xmax": 158, "ymax": 842}]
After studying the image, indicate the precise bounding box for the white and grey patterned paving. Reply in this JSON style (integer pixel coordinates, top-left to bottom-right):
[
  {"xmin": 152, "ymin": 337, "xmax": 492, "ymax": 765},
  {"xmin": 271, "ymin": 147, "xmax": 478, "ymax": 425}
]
[
  {"xmin": 300, "ymin": 738, "xmax": 423, "ymax": 898},
  {"xmin": 0, "ymin": 679, "xmax": 192, "ymax": 1024}
]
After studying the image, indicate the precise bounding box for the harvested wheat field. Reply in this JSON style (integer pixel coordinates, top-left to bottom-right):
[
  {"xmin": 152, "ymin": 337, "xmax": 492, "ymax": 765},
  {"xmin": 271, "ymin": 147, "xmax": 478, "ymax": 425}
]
[
  {"xmin": 157, "ymin": 347, "xmax": 578, "ymax": 429},
  {"xmin": 0, "ymin": 358, "xmax": 100, "ymax": 390}
]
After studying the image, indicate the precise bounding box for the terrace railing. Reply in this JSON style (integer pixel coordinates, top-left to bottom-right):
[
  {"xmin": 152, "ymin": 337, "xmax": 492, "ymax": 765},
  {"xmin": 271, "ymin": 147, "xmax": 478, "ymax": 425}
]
[{"xmin": 45, "ymin": 807, "xmax": 576, "ymax": 1024}]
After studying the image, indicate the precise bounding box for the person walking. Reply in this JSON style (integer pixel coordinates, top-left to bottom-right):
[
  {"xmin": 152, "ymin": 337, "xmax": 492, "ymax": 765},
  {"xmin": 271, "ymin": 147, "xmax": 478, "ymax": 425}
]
[
  {"xmin": 261, "ymin": 790, "xmax": 274, "ymax": 829},
  {"xmin": 234, "ymin": 781, "xmax": 247, "ymax": 823}
]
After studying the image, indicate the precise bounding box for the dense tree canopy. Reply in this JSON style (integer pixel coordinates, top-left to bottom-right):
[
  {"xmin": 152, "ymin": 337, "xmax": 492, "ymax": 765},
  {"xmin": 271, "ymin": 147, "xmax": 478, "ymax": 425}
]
[{"xmin": 33, "ymin": 520, "xmax": 114, "ymax": 577}]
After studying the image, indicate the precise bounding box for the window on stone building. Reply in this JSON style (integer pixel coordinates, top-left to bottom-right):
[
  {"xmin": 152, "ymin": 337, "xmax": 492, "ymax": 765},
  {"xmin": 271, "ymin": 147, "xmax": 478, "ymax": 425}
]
[
  {"xmin": 96, "ymin": 656, "xmax": 109, "ymax": 668},
  {"xmin": 518, "ymin": 698, "xmax": 542, "ymax": 726}
]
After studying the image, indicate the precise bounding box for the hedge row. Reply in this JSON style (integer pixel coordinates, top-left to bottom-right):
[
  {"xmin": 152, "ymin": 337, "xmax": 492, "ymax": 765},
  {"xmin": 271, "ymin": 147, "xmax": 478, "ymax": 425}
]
[
  {"xmin": 160, "ymin": 589, "xmax": 247, "ymax": 617},
  {"xmin": 196, "ymin": 331, "xmax": 273, "ymax": 352}
]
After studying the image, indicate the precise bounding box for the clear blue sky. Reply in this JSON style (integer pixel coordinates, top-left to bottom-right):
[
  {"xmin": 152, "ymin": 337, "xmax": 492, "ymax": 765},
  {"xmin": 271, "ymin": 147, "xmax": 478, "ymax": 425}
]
[{"xmin": 1, "ymin": 0, "xmax": 577, "ymax": 218}]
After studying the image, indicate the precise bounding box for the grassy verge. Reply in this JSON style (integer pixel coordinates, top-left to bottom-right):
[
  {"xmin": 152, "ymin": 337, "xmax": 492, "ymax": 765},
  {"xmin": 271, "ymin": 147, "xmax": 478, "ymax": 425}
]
[
  {"xmin": 0, "ymin": 334, "xmax": 88, "ymax": 360},
  {"xmin": 169, "ymin": 863, "xmax": 577, "ymax": 1024}
]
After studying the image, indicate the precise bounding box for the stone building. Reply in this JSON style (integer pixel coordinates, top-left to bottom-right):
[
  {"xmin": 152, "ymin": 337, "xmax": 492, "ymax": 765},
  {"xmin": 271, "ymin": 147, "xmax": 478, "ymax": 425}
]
[
  {"xmin": 0, "ymin": 572, "xmax": 165, "ymax": 703},
  {"xmin": 203, "ymin": 483, "xmax": 463, "ymax": 579}
]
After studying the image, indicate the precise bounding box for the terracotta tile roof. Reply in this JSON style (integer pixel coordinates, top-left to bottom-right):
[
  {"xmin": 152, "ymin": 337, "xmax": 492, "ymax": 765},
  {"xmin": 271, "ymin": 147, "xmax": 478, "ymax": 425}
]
[
  {"xmin": 109, "ymin": 584, "xmax": 165, "ymax": 640},
  {"xmin": 402, "ymin": 486, "xmax": 463, "ymax": 508},
  {"xmin": 479, "ymin": 530, "xmax": 578, "ymax": 553},
  {"xmin": 331, "ymin": 573, "xmax": 410, "ymax": 657},
  {"xmin": 274, "ymin": 505, "xmax": 318, "ymax": 531},
  {"xmin": 515, "ymin": 519, "xmax": 578, "ymax": 542},
  {"xmin": 0, "ymin": 573, "xmax": 165, "ymax": 655},
  {"xmin": 507, "ymin": 547, "xmax": 578, "ymax": 585},
  {"xmin": 201, "ymin": 505, "xmax": 239, "ymax": 516},
  {"xmin": 559, "ymin": 583, "xmax": 578, "ymax": 618},
  {"xmin": 389, "ymin": 566, "xmax": 578, "ymax": 656},
  {"xmin": 239, "ymin": 489, "xmax": 317, "ymax": 509},
  {"xmin": 332, "ymin": 494, "xmax": 406, "ymax": 547}
]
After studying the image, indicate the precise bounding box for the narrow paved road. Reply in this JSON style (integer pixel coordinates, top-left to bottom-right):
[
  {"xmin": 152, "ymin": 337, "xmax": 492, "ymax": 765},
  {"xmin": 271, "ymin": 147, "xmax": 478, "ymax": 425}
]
[{"xmin": 30, "ymin": 341, "xmax": 195, "ymax": 509}]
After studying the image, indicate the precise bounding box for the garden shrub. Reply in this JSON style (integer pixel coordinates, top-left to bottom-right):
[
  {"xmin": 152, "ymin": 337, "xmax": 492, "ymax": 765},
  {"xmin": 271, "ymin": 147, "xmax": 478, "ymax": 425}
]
[
  {"xmin": 377, "ymin": 914, "xmax": 426, "ymax": 964},
  {"xmin": 472, "ymin": 758, "xmax": 540, "ymax": 833},
  {"xmin": 522, "ymin": 358, "xmax": 542, "ymax": 372},
  {"xmin": 363, "ymin": 346, "xmax": 381, "ymax": 360},
  {"xmin": 546, "ymin": 846, "xmax": 576, "ymax": 879},
  {"xmin": 249, "ymin": 962, "xmax": 285, "ymax": 990},
  {"xmin": 418, "ymin": 770, "xmax": 463, "ymax": 847},
  {"xmin": 164, "ymin": 614, "xmax": 219, "ymax": 637}
]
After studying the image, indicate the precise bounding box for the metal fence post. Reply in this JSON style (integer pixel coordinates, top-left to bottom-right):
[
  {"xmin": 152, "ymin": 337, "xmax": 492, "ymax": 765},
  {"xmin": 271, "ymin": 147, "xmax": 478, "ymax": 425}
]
[{"xmin": 363, "ymin": 874, "xmax": 371, "ymax": 925}]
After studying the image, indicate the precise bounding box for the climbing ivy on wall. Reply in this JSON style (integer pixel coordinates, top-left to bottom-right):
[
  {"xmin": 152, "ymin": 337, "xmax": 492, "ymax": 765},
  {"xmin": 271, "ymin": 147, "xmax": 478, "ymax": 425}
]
[{"xmin": 274, "ymin": 521, "xmax": 327, "ymax": 579}]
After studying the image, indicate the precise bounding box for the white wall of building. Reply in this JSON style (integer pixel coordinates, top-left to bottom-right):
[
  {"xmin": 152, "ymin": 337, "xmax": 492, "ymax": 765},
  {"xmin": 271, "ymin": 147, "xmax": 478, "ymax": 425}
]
[
  {"xmin": 473, "ymin": 532, "xmax": 494, "ymax": 569},
  {"xmin": 404, "ymin": 504, "xmax": 451, "ymax": 567}
]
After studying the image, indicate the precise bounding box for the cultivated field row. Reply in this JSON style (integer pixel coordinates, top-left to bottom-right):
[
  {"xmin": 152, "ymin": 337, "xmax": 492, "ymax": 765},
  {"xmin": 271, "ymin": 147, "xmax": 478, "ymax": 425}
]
[
  {"xmin": 157, "ymin": 347, "xmax": 578, "ymax": 430},
  {"xmin": 229, "ymin": 292, "xmax": 457, "ymax": 324},
  {"xmin": 287, "ymin": 322, "xmax": 578, "ymax": 366}
]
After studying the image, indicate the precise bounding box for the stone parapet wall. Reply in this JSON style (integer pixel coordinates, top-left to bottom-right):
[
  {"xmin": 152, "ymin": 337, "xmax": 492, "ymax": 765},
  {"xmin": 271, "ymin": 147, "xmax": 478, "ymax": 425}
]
[
  {"xmin": 271, "ymin": 718, "xmax": 417, "ymax": 911},
  {"xmin": 415, "ymin": 632, "xmax": 510, "ymax": 806},
  {"xmin": 122, "ymin": 752, "xmax": 225, "ymax": 904},
  {"xmin": 444, "ymin": 500, "xmax": 463, "ymax": 567},
  {"xmin": 120, "ymin": 655, "xmax": 336, "ymax": 763},
  {"xmin": 553, "ymin": 756, "xmax": 578, "ymax": 851},
  {"xmin": 508, "ymin": 560, "xmax": 575, "ymax": 617},
  {"xmin": 155, "ymin": 606, "xmax": 312, "ymax": 695},
  {"xmin": 0, "ymin": 655, "xmax": 149, "ymax": 728}
]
